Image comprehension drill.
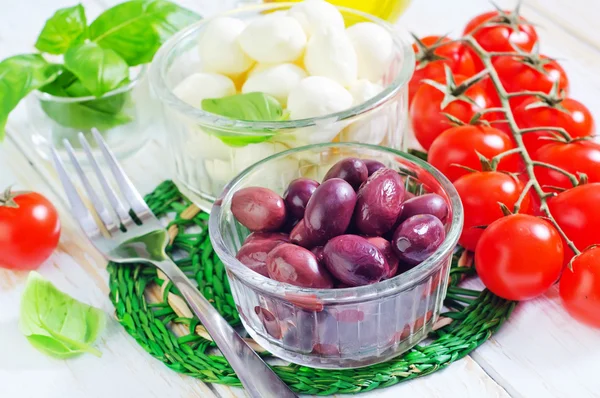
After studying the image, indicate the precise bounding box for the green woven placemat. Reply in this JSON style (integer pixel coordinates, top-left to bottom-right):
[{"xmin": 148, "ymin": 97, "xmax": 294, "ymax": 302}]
[{"xmin": 107, "ymin": 180, "xmax": 515, "ymax": 395}]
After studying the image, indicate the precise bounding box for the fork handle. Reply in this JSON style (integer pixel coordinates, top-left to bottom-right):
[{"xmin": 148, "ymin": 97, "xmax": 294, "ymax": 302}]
[{"xmin": 156, "ymin": 259, "xmax": 297, "ymax": 398}]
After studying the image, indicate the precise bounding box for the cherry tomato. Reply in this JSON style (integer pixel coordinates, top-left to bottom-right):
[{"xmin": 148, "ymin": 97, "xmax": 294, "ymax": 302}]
[
  {"xmin": 548, "ymin": 183, "xmax": 600, "ymax": 264},
  {"xmin": 410, "ymin": 73, "xmax": 490, "ymax": 150},
  {"xmin": 454, "ymin": 171, "xmax": 530, "ymax": 251},
  {"xmin": 493, "ymin": 55, "xmax": 569, "ymax": 109},
  {"xmin": 409, "ymin": 36, "xmax": 476, "ymax": 104},
  {"xmin": 535, "ymin": 141, "xmax": 600, "ymax": 190},
  {"xmin": 464, "ymin": 11, "xmax": 538, "ymax": 70},
  {"xmin": 514, "ymin": 97, "xmax": 595, "ymax": 154},
  {"xmin": 475, "ymin": 214, "xmax": 563, "ymax": 301},
  {"xmin": 560, "ymin": 246, "xmax": 600, "ymax": 328},
  {"xmin": 0, "ymin": 190, "xmax": 61, "ymax": 270},
  {"xmin": 428, "ymin": 125, "xmax": 520, "ymax": 182}
]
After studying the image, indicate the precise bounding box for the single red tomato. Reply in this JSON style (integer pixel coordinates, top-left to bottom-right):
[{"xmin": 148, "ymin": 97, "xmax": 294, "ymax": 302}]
[
  {"xmin": 0, "ymin": 190, "xmax": 61, "ymax": 270},
  {"xmin": 535, "ymin": 141, "xmax": 600, "ymax": 190},
  {"xmin": 454, "ymin": 171, "xmax": 531, "ymax": 251},
  {"xmin": 513, "ymin": 97, "xmax": 595, "ymax": 154},
  {"xmin": 560, "ymin": 246, "xmax": 600, "ymax": 328},
  {"xmin": 428, "ymin": 125, "xmax": 520, "ymax": 182},
  {"xmin": 463, "ymin": 10, "xmax": 538, "ymax": 53},
  {"xmin": 409, "ymin": 36, "xmax": 476, "ymax": 104},
  {"xmin": 410, "ymin": 73, "xmax": 490, "ymax": 150},
  {"xmin": 548, "ymin": 183, "xmax": 600, "ymax": 264},
  {"xmin": 475, "ymin": 214, "xmax": 564, "ymax": 301},
  {"xmin": 493, "ymin": 55, "xmax": 569, "ymax": 109}
]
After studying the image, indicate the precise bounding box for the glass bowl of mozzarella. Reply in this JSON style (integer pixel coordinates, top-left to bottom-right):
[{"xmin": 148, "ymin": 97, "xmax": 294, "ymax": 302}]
[{"xmin": 150, "ymin": 0, "xmax": 415, "ymax": 210}]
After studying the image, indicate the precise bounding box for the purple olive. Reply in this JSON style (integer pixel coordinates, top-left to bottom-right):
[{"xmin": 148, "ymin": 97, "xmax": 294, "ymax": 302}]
[
  {"xmin": 290, "ymin": 219, "xmax": 319, "ymax": 249},
  {"xmin": 392, "ymin": 214, "xmax": 446, "ymax": 266},
  {"xmin": 304, "ymin": 178, "xmax": 357, "ymax": 245},
  {"xmin": 323, "ymin": 235, "xmax": 388, "ymax": 287},
  {"xmin": 267, "ymin": 243, "xmax": 334, "ymax": 288},
  {"xmin": 243, "ymin": 232, "xmax": 290, "ymax": 245},
  {"xmin": 284, "ymin": 178, "xmax": 320, "ymax": 220},
  {"xmin": 398, "ymin": 193, "xmax": 448, "ymax": 223},
  {"xmin": 363, "ymin": 159, "xmax": 386, "ymax": 176},
  {"xmin": 231, "ymin": 187, "xmax": 287, "ymax": 232},
  {"xmin": 366, "ymin": 237, "xmax": 399, "ymax": 279},
  {"xmin": 254, "ymin": 306, "xmax": 282, "ymax": 339},
  {"xmin": 236, "ymin": 238, "xmax": 286, "ymax": 277},
  {"xmin": 323, "ymin": 158, "xmax": 368, "ymax": 190},
  {"xmin": 354, "ymin": 168, "xmax": 405, "ymax": 236},
  {"xmin": 311, "ymin": 246, "xmax": 325, "ymax": 264}
]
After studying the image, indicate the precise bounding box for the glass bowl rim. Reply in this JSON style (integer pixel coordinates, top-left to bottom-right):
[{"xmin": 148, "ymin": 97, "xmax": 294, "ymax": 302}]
[
  {"xmin": 209, "ymin": 142, "xmax": 464, "ymax": 304},
  {"xmin": 33, "ymin": 65, "xmax": 147, "ymax": 103},
  {"xmin": 149, "ymin": 2, "xmax": 416, "ymax": 131}
]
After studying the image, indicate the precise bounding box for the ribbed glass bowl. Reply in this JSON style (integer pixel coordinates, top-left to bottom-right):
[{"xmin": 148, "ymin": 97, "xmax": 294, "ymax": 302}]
[
  {"xmin": 209, "ymin": 143, "xmax": 463, "ymax": 369},
  {"xmin": 150, "ymin": 2, "xmax": 415, "ymax": 211}
]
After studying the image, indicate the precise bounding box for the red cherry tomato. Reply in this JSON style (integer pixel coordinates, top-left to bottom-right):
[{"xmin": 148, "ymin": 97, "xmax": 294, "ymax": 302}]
[
  {"xmin": 513, "ymin": 97, "xmax": 595, "ymax": 154},
  {"xmin": 453, "ymin": 172, "xmax": 531, "ymax": 251},
  {"xmin": 548, "ymin": 183, "xmax": 600, "ymax": 264},
  {"xmin": 464, "ymin": 11, "xmax": 538, "ymax": 70},
  {"xmin": 535, "ymin": 141, "xmax": 600, "ymax": 190},
  {"xmin": 0, "ymin": 190, "xmax": 61, "ymax": 270},
  {"xmin": 428, "ymin": 125, "xmax": 520, "ymax": 182},
  {"xmin": 410, "ymin": 73, "xmax": 490, "ymax": 150},
  {"xmin": 475, "ymin": 214, "xmax": 563, "ymax": 301},
  {"xmin": 560, "ymin": 246, "xmax": 600, "ymax": 328},
  {"xmin": 493, "ymin": 55, "xmax": 569, "ymax": 109},
  {"xmin": 409, "ymin": 36, "xmax": 476, "ymax": 104}
]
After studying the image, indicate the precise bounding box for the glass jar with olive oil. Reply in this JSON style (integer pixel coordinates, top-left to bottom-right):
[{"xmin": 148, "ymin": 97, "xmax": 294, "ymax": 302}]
[{"xmin": 264, "ymin": 0, "xmax": 411, "ymax": 22}]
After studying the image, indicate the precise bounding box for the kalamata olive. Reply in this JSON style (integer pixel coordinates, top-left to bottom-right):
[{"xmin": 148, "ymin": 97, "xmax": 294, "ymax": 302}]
[
  {"xmin": 323, "ymin": 158, "xmax": 368, "ymax": 190},
  {"xmin": 398, "ymin": 193, "xmax": 448, "ymax": 223},
  {"xmin": 311, "ymin": 246, "xmax": 325, "ymax": 264},
  {"xmin": 243, "ymin": 232, "xmax": 290, "ymax": 245},
  {"xmin": 267, "ymin": 243, "xmax": 334, "ymax": 288},
  {"xmin": 290, "ymin": 219, "xmax": 318, "ymax": 249},
  {"xmin": 366, "ymin": 237, "xmax": 399, "ymax": 279},
  {"xmin": 236, "ymin": 238, "xmax": 286, "ymax": 277},
  {"xmin": 354, "ymin": 168, "xmax": 405, "ymax": 236},
  {"xmin": 304, "ymin": 178, "xmax": 357, "ymax": 245},
  {"xmin": 231, "ymin": 187, "xmax": 287, "ymax": 232},
  {"xmin": 283, "ymin": 178, "xmax": 320, "ymax": 219},
  {"xmin": 392, "ymin": 214, "xmax": 446, "ymax": 266},
  {"xmin": 254, "ymin": 306, "xmax": 282, "ymax": 339},
  {"xmin": 363, "ymin": 159, "xmax": 386, "ymax": 176},
  {"xmin": 323, "ymin": 235, "xmax": 388, "ymax": 286}
]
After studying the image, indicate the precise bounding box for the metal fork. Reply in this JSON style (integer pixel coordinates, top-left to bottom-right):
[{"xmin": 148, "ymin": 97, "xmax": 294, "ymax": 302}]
[{"xmin": 51, "ymin": 129, "xmax": 297, "ymax": 398}]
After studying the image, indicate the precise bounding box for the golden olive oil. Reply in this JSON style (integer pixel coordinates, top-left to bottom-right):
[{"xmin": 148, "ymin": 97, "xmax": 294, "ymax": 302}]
[{"xmin": 266, "ymin": 0, "xmax": 411, "ymax": 22}]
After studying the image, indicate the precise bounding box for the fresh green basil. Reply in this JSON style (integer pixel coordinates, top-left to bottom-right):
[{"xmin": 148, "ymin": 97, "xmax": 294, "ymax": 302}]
[
  {"xmin": 64, "ymin": 42, "xmax": 129, "ymax": 97},
  {"xmin": 201, "ymin": 92, "xmax": 284, "ymax": 147},
  {"xmin": 19, "ymin": 272, "xmax": 106, "ymax": 359},
  {"xmin": 0, "ymin": 54, "xmax": 61, "ymax": 139},
  {"xmin": 39, "ymin": 72, "xmax": 131, "ymax": 130},
  {"xmin": 89, "ymin": 0, "xmax": 200, "ymax": 66},
  {"xmin": 35, "ymin": 4, "xmax": 87, "ymax": 54}
]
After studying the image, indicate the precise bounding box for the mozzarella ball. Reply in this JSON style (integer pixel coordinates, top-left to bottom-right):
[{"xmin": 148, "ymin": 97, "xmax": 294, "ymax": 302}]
[
  {"xmin": 348, "ymin": 79, "xmax": 384, "ymax": 105},
  {"xmin": 242, "ymin": 63, "xmax": 307, "ymax": 106},
  {"xmin": 287, "ymin": 76, "xmax": 353, "ymax": 119},
  {"xmin": 198, "ymin": 17, "xmax": 254, "ymax": 75},
  {"xmin": 288, "ymin": 0, "xmax": 345, "ymax": 37},
  {"xmin": 173, "ymin": 73, "xmax": 236, "ymax": 108},
  {"xmin": 304, "ymin": 26, "xmax": 357, "ymax": 86},
  {"xmin": 346, "ymin": 22, "xmax": 394, "ymax": 82},
  {"xmin": 239, "ymin": 15, "xmax": 307, "ymax": 63}
]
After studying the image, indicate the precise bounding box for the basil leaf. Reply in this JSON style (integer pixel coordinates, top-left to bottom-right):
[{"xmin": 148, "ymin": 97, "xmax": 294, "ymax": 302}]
[
  {"xmin": 35, "ymin": 4, "xmax": 87, "ymax": 54},
  {"xmin": 19, "ymin": 272, "xmax": 106, "ymax": 359},
  {"xmin": 201, "ymin": 92, "xmax": 284, "ymax": 146},
  {"xmin": 89, "ymin": 0, "xmax": 200, "ymax": 66},
  {"xmin": 64, "ymin": 42, "xmax": 129, "ymax": 97},
  {"xmin": 39, "ymin": 74, "xmax": 131, "ymax": 130},
  {"xmin": 0, "ymin": 54, "xmax": 61, "ymax": 140}
]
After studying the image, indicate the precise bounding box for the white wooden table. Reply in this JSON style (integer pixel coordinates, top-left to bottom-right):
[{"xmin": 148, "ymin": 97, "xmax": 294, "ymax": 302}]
[{"xmin": 1, "ymin": 1, "xmax": 600, "ymax": 397}]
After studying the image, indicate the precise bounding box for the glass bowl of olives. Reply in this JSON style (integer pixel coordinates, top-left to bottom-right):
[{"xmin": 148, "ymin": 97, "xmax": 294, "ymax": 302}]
[{"xmin": 209, "ymin": 142, "xmax": 463, "ymax": 369}]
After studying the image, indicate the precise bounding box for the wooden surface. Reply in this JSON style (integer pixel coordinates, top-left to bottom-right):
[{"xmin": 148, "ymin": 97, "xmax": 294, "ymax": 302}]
[{"xmin": 1, "ymin": 1, "xmax": 599, "ymax": 397}]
